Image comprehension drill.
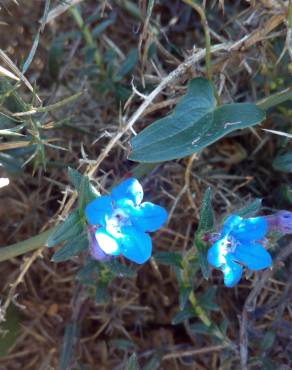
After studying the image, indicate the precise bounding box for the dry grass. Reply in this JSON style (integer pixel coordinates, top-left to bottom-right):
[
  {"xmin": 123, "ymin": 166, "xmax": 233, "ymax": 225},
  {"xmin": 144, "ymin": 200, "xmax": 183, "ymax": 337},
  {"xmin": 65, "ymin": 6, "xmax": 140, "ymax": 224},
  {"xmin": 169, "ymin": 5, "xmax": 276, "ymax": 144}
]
[{"xmin": 0, "ymin": 1, "xmax": 291, "ymax": 369}]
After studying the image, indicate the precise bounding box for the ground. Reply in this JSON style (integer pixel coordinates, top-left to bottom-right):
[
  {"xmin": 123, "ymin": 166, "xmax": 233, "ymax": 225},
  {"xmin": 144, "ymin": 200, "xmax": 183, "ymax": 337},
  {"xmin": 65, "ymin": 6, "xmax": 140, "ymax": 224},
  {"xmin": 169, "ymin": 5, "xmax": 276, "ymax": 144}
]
[{"xmin": 0, "ymin": 1, "xmax": 291, "ymax": 370}]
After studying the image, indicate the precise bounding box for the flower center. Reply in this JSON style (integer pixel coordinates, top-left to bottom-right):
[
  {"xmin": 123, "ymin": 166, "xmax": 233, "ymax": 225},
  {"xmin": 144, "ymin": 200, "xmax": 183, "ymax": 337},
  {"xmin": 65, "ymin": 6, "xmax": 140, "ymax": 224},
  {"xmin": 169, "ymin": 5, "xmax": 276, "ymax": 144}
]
[
  {"xmin": 218, "ymin": 235, "xmax": 238, "ymax": 263},
  {"xmin": 105, "ymin": 208, "xmax": 132, "ymax": 237}
]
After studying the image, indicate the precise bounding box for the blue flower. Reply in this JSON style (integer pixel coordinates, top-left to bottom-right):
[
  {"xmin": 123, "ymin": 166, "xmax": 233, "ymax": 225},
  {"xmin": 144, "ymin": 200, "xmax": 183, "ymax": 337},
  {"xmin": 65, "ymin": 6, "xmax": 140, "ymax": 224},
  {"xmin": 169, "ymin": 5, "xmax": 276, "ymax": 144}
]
[
  {"xmin": 207, "ymin": 215, "xmax": 272, "ymax": 287},
  {"xmin": 85, "ymin": 178, "xmax": 168, "ymax": 264}
]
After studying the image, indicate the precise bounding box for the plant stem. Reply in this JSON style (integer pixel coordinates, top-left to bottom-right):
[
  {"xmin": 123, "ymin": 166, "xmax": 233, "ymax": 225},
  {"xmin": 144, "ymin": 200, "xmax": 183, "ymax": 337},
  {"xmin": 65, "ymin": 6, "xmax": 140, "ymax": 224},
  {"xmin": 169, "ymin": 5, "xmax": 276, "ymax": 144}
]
[
  {"xmin": 182, "ymin": 0, "xmax": 212, "ymax": 81},
  {"xmin": 13, "ymin": 91, "xmax": 83, "ymax": 117},
  {"xmin": 188, "ymin": 287, "xmax": 233, "ymax": 346},
  {"xmin": 69, "ymin": 7, "xmax": 103, "ymax": 69},
  {"xmin": 182, "ymin": 254, "xmax": 234, "ymax": 348},
  {"xmin": 288, "ymin": 0, "xmax": 292, "ymax": 28}
]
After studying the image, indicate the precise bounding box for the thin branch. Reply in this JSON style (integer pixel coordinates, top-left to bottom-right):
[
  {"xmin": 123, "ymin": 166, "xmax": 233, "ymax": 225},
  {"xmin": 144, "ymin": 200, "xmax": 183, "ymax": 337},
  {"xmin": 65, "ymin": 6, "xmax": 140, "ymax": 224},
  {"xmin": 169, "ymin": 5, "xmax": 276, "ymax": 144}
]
[{"xmin": 182, "ymin": 0, "xmax": 212, "ymax": 80}]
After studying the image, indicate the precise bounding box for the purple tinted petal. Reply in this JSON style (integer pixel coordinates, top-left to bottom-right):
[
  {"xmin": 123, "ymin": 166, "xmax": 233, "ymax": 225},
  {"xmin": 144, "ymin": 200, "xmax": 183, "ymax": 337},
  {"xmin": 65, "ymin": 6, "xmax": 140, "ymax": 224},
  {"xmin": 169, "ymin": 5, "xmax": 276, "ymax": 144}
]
[
  {"xmin": 88, "ymin": 228, "xmax": 111, "ymax": 261},
  {"xmin": 95, "ymin": 228, "xmax": 121, "ymax": 255}
]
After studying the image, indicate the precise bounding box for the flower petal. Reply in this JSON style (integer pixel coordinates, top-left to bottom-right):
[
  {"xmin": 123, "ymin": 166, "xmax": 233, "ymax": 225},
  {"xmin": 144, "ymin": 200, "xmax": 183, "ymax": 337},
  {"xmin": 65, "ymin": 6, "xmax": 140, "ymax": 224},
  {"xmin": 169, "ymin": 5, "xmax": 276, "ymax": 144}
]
[
  {"xmin": 230, "ymin": 216, "xmax": 268, "ymax": 242},
  {"xmin": 232, "ymin": 242, "xmax": 272, "ymax": 270},
  {"xmin": 111, "ymin": 178, "xmax": 143, "ymax": 205},
  {"xmin": 119, "ymin": 226, "xmax": 152, "ymax": 264},
  {"xmin": 222, "ymin": 258, "xmax": 243, "ymax": 287},
  {"xmin": 89, "ymin": 228, "xmax": 111, "ymax": 261},
  {"xmin": 85, "ymin": 195, "xmax": 113, "ymax": 226},
  {"xmin": 95, "ymin": 228, "xmax": 121, "ymax": 255},
  {"xmin": 130, "ymin": 202, "xmax": 168, "ymax": 232},
  {"xmin": 207, "ymin": 238, "xmax": 229, "ymax": 268},
  {"xmin": 222, "ymin": 215, "xmax": 242, "ymax": 236}
]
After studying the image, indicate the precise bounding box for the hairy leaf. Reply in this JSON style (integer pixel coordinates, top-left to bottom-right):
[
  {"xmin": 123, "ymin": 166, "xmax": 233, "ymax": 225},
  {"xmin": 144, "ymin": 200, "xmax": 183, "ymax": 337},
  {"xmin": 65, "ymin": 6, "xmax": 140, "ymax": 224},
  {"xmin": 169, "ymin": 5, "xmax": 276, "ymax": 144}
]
[
  {"xmin": 154, "ymin": 251, "xmax": 183, "ymax": 268},
  {"xmin": 51, "ymin": 234, "xmax": 88, "ymax": 262},
  {"xmin": 47, "ymin": 211, "xmax": 82, "ymax": 248},
  {"xmin": 194, "ymin": 188, "xmax": 214, "ymax": 279},
  {"xmin": 236, "ymin": 198, "xmax": 262, "ymax": 217},
  {"xmin": 125, "ymin": 353, "xmax": 140, "ymax": 370}
]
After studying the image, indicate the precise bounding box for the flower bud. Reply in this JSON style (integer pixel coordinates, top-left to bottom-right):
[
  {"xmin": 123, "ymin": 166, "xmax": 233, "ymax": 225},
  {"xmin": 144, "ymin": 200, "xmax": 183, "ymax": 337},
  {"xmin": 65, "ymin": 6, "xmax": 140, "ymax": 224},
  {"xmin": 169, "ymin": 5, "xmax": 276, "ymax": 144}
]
[{"xmin": 265, "ymin": 211, "xmax": 292, "ymax": 234}]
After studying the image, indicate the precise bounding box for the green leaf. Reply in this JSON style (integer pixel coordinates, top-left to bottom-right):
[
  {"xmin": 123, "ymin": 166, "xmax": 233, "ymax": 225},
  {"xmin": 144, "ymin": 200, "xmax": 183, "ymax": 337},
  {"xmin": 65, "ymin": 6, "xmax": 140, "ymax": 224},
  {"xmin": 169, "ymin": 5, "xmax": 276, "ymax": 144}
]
[
  {"xmin": 275, "ymin": 184, "xmax": 292, "ymax": 206},
  {"xmin": 95, "ymin": 281, "xmax": 109, "ymax": 304},
  {"xmin": 60, "ymin": 323, "xmax": 79, "ymax": 370},
  {"xmin": 260, "ymin": 331, "xmax": 276, "ymax": 350},
  {"xmin": 48, "ymin": 37, "xmax": 64, "ymax": 80},
  {"xmin": 219, "ymin": 318, "xmax": 229, "ymax": 335},
  {"xmin": 171, "ymin": 307, "xmax": 195, "ymax": 325},
  {"xmin": 154, "ymin": 251, "xmax": 183, "ymax": 268},
  {"xmin": 0, "ymin": 113, "xmax": 15, "ymax": 129},
  {"xmin": 272, "ymin": 152, "xmax": 292, "ymax": 172},
  {"xmin": 47, "ymin": 211, "xmax": 82, "ymax": 248},
  {"xmin": 125, "ymin": 353, "xmax": 140, "ymax": 370},
  {"xmin": 22, "ymin": 32, "xmax": 40, "ymax": 74},
  {"xmin": 22, "ymin": 0, "xmax": 50, "ymax": 73},
  {"xmin": 197, "ymin": 188, "xmax": 213, "ymax": 233},
  {"xmin": 76, "ymin": 259, "xmax": 100, "ymax": 281},
  {"xmin": 92, "ymin": 18, "xmax": 115, "ymax": 38},
  {"xmin": 197, "ymin": 286, "xmax": 219, "ymax": 312},
  {"xmin": 109, "ymin": 339, "xmax": 137, "ymax": 351},
  {"xmin": 78, "ymin": 173, "xmax": 97, "ymax": 211},
  {"xmin": 51, "ymin": 234, "xmax": 88, "ymax": 262},
  {"xmin": 0, "ymin": 78, "xmax": 26, "ymax": 113},
  {"xmin": 236, "ymin": 198, "xmax": 262, "ymax": 218},
  {"xmin": 0, "ymin": 305, "xmax": 19, "ymax": 357},
  {"xmin": 194, "ymin": 188, "xmax": 213, "ymax": 279},
  {"xmin": 189, "ymin": 322, "xmax": 211, "ymax": 335},
  {"xmin": 179, "ymin": 285, "xmax": 191, "ymax": 310},
  {"xmin": 129, "ymin": 78, "xmax": 265, "ymax": 162},
  {"xmin": 68, "ymin": 167, "xmax": 99, "ymax": 205},
  {"xmin": 142, "ymin": 353, "xmax": 162, "ymax": 370},
  {"xmin": 0, "ymin": 125, "xmax": 24, "ymax": 137},
  {"xmin": 114, "ymin": 49, "xmax": 138, "ymax": 82},
  {"xmin": 105, "ymin": 260, "xmax": 136, "ymax": 278},
  {"xmin": 0, "ymin": 152, "xmax": 23, "ymax": 173}
]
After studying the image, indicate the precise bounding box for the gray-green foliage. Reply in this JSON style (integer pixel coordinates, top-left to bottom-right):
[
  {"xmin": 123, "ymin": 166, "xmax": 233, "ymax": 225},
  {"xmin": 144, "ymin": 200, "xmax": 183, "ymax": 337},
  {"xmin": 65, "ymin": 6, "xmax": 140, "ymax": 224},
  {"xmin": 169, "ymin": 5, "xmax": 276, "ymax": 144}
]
[
  {"xmin": 0, "ymin": 77, "xmax": 81, "ymax": 172},
  {"xmin": 272, "ymin": 152, "xmax": 292, "ymax": 172},
  {"xmin": 125, "ymin": 353, "xmax": 140, "ymax": 370},
  {"xmin": 60, "ymin": 323, "xmax": 79, "ymax": 370},
  {"xmin": 194, "ymin": 187, "xmax": 214, "ymax": 279},
  {"xmin": 51, "ymin": 234, "xmax": 88, "ymax": 262},
  {"xmin": 0, "ymin": 306, "xmax": 19, "ymax": 357},
  {"xmin": 236, "ymin": 198, "xmax": 262, "ymax": 218},
  {"xmin": 130, "ymin": 78, "xmax": 265, "ymax": 162},
  {"xmin": 47, "ymin": 211, "xmax": 82, "ymax": 248}
]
